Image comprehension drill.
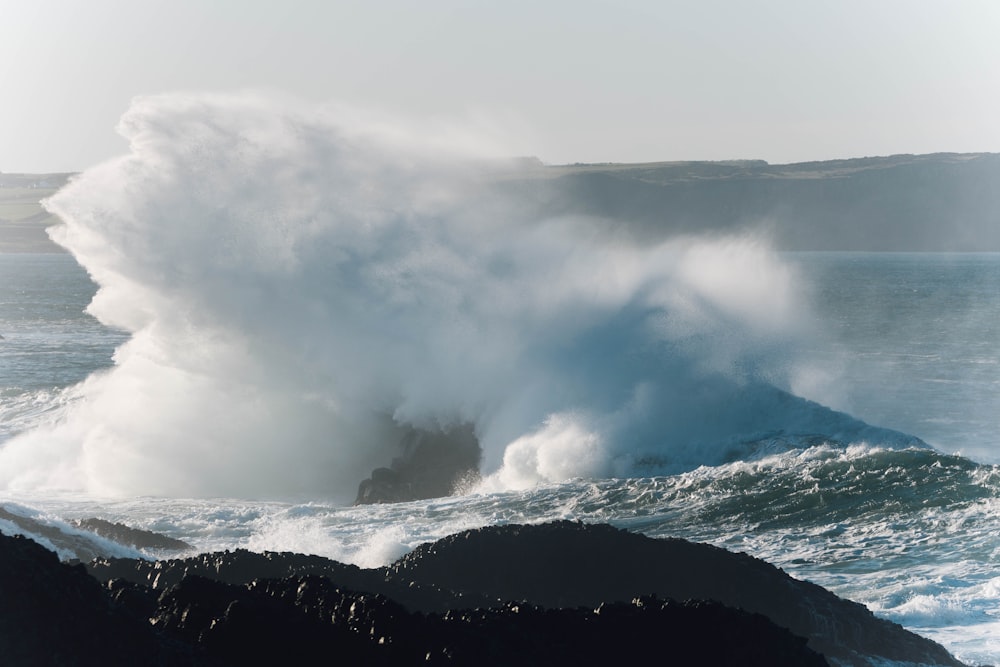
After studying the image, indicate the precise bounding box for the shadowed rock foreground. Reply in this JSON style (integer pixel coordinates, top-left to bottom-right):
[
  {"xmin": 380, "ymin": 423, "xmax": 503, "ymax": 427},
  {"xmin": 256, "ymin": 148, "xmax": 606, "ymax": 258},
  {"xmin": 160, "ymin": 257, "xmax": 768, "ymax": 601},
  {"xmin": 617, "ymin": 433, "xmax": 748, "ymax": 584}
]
[{"xmin": 3, "ymin": 521, "xmax": 970, "ymax": 666}]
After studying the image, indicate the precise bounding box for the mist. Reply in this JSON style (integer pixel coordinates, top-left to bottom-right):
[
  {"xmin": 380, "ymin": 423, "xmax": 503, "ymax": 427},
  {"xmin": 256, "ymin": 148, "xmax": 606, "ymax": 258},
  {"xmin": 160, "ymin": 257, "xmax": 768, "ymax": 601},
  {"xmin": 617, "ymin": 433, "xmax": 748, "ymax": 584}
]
[{"xmin": 0, "ymin": 93, "xmax": 916, "ymax": 502}]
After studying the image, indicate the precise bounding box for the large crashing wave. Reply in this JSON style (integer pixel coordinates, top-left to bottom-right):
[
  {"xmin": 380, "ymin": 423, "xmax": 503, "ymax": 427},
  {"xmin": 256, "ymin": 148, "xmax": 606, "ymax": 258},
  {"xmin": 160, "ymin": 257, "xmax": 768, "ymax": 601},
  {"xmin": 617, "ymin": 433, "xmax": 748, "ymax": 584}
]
[{"xmin": 0, "ymin": 93, "xmax": 920, "ymax": 501}]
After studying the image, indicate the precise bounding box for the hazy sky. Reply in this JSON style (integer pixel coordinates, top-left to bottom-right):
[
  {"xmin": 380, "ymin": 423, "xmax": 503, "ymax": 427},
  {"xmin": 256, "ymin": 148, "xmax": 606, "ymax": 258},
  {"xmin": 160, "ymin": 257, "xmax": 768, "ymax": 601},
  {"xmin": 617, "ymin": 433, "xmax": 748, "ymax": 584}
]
[{"xmin": 2, "ymin": 0, "xmax": 999, "ymax": 172}]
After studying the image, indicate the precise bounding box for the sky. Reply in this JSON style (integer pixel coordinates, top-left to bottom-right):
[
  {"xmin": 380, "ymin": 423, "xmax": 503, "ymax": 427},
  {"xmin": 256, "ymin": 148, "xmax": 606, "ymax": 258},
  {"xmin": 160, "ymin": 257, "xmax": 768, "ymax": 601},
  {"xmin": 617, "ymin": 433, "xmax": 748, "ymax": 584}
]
[{"xmin": 2, "ymin": 0, "xmax": 999, "ymax": 173}]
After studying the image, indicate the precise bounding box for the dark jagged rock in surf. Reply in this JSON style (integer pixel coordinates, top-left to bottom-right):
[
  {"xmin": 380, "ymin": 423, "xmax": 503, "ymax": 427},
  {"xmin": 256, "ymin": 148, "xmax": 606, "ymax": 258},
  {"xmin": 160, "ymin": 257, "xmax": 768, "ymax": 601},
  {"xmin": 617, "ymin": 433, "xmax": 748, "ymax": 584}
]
[
  {"xmin": 149, "ymin": 575, "xmax": 378, "ymax": 664},
  {"xmin": 86, "ymin": 522, "xmax": 967, "ymax": 666},
  {"xmin": 9, "ymin": 528, "xmax": 826, "ymax": 667},
  {"xmin": 0, "ymin": 505, "xmax": 138, "ymax": 562},
  {"xmin": 355, "ymin": 422, "xmax": 481, "ymax": 504},
  {"xmin": 146, "ymin": 573, "xmax": 830, "ymax": 666},
  {"xmin": 91, "ymin": 548, "xmax": 368, "ymax": 590},
  {"xmin": 15, "ymin": 523, "xmax": 969, "ymax": 667},
  {"xmin": 389, "ymin": 521, "xmax": 966, "ymax": 667},
  {"xmin": 0, "ymin": 531, "xmax": 193, "ymax": 666},
  {"xmin": 1, "ymin": 506, "xmax": 189, "ymax": 560},
  {"xmin": 74, "ymin": 518, "xmax": 192, "ymax": 552},
  {"xmin": 89, "ymin": 547, "xmax": 475, "ymax": 613}
]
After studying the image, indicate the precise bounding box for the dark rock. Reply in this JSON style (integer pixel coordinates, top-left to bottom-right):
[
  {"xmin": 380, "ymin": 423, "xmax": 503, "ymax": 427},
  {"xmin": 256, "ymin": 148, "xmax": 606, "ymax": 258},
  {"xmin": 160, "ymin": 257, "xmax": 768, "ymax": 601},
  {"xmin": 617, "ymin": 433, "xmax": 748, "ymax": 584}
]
[
  {"xmin": 389, "ymin": 521, "xmax": 966, "ymax": 666},
  {"xmin": 0, "ymin": 505, "xmax": 131, "ymax": 561},
  {"xmin": 91, "ymin": 547, "xmax": 368, "ymax": 590},
  {"xmin": 356, "ymin": 467, "xmax": 405, "ymax": 504},
  {"xmin": 0, "ymin": 530, "xmax": 194, "ymax": 666},
  {"xmin": 150, "ymin": 575, "xmax": 380, "ymax": 664},
  {"xmin": 355, "ymin": 422, "xmax": 481, "ymax": 504},
  {"xmin": 89, "ymin": 546, "xmax": 480, "ymax": 612},
  {"xmin": 416, "ymin": 596, "xmax": 829, "ymax": 666},
  {"xmin": 150, "ymin": 575, "xmax": 826, "ymax": 666},
  {"xmin": 13, "ymin": 522, "xmax": 970, "ymax": 667},
  {"xmin": 74, "ymin": 517, "xmax": 193, "ymax": 552},
  {"xmin": 86, "ymin": 552, "xmax": 829, "ymax": 665}
]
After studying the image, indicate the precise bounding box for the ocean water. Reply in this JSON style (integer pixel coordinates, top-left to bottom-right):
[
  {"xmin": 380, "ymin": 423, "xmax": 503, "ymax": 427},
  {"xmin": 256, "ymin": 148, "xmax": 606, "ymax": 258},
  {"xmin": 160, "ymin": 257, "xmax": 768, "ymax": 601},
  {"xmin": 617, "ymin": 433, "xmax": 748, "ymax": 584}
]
[{"xmin": 2, "ymin": 95, "xmax": 1000, "ymax": 665}]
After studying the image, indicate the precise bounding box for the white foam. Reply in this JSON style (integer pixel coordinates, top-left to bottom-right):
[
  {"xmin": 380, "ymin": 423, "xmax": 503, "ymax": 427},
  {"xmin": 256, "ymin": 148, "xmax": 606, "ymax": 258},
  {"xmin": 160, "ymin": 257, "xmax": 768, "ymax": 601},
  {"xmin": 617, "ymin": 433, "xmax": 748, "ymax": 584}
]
[{"xmin": 0, "ymin": 92, "xmax": 863, "ymax": 500}]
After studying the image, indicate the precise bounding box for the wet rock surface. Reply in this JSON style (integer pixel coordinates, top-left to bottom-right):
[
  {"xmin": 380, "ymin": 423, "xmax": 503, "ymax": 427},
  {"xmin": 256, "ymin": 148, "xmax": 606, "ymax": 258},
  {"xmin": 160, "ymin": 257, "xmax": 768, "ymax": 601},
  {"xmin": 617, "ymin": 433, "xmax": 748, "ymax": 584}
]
[
  {"xmin": 355, "ymin": 423, "xmax": 481, "ymax": 504},
  {"xmin": 4, "ymin": 522, "xmax": 970, "ymax": 666},
  {"xmin": 73, "ymin": 517, "xmax": 193, "ymax": 552},
  {"xmin": 390, "ymin": 521, "xmax": 967, "ymax": 666},
  {"xmin": 0, "ymin": 531, "xmax": 194, "ymax": 666}
]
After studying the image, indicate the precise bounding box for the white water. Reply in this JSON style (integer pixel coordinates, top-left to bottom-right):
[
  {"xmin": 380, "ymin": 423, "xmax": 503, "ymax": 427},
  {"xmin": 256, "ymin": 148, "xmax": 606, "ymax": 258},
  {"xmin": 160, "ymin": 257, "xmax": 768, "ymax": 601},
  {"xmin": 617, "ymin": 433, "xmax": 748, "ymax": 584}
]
[
  {"xmin": 1, "ymin": 94, "xmax": 999, "ymax": 665},
  {"xmin": 0, "ymin": 92, "xmax": 880, "ymax": 501}
]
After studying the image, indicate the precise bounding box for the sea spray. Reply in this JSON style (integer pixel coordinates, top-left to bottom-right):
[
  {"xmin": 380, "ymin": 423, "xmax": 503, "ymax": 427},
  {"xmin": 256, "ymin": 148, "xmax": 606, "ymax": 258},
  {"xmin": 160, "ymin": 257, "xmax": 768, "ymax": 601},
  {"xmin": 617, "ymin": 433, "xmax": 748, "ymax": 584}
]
[
  {"xmin": 2, "ymin": 241, "xmax": 998, "ymax": 664},
  {"xmin": 0, "ymin": 93, "xmax": 897, "ymax": 500}
]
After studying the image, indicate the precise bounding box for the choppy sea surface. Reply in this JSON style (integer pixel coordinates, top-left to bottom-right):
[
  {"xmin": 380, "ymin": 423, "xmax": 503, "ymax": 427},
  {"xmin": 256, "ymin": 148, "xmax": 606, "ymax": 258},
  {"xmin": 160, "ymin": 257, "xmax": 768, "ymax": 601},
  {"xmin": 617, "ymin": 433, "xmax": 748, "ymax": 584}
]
[{"xmin": 2, "ymin": 251, "xmax": 999, "ymax": 664}]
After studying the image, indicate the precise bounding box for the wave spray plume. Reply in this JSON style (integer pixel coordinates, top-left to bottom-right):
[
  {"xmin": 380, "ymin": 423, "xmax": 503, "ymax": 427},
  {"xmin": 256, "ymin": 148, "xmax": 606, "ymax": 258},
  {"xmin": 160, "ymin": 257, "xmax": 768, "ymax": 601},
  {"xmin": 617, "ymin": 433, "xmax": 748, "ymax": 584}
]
[{"xmin": 0, "ymin": 93, "xmax": 917, "ymax": 501}]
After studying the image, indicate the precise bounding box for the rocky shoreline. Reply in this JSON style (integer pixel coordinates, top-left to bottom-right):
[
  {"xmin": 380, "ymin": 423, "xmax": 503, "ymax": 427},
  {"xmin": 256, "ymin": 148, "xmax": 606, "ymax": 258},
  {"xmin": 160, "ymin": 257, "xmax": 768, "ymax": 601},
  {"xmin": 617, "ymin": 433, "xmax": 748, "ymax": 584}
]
[{"xmin": 1, "ymin": 520, "xmax": 971, "ymax": 666}]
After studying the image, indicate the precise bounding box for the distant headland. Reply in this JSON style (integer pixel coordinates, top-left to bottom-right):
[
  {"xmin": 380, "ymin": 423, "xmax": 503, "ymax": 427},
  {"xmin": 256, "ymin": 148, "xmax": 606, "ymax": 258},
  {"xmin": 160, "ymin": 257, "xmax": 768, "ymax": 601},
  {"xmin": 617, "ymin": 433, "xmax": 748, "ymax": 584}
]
[{"xmin": 513, "ymin": 152, "xmax": 1000, "ymax": 251}]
